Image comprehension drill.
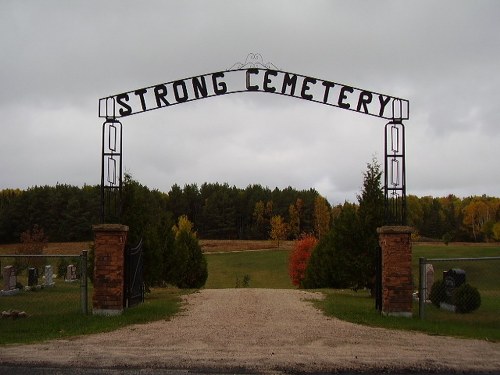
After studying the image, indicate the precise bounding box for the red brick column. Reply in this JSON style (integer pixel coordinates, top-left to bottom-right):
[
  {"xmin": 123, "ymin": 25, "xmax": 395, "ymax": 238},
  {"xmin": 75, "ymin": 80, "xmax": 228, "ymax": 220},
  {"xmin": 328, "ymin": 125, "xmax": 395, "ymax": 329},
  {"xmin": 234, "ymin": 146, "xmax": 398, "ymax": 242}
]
[
  {"xmin": 377, "ymin": 226, "xmax": 413, "ymax": 317},
  {"xmin": 92, "ymin": 224, "xmax": 128, "ymax": 316}
]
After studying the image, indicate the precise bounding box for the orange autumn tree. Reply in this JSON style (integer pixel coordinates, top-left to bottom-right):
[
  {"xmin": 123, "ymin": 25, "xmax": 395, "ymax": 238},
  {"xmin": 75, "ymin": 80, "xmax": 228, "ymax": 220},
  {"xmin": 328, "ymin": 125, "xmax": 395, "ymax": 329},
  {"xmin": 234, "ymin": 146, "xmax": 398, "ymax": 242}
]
[{"xmin": 288, "ymin": 234, "xmax": 317, "ymax": 287}]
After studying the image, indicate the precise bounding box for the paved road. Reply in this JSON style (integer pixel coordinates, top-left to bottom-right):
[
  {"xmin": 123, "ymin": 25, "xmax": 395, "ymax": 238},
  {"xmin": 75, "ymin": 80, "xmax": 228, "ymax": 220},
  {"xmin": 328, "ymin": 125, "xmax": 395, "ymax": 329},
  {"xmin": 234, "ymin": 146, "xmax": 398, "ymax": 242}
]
[{"xmin": 2, "ymin": 365, "xmax": 498, "ymax": 375}]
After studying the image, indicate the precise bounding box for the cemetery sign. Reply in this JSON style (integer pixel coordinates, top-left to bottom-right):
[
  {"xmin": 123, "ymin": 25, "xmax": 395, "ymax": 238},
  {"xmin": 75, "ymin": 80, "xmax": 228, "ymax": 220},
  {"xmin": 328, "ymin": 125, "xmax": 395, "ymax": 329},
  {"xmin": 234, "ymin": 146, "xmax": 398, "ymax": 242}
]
[{"xmin": 99, "ymin": 55, "xmax": 409, "ymax": 121}]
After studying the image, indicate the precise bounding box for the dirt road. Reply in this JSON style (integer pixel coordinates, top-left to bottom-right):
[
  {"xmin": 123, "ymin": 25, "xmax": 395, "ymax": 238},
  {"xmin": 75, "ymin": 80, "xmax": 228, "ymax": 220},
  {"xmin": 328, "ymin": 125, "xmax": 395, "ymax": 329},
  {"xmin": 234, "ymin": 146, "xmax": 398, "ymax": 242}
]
[{"xmin": 1, "ymin": 289, "xmax": 499, "ymax": 373}]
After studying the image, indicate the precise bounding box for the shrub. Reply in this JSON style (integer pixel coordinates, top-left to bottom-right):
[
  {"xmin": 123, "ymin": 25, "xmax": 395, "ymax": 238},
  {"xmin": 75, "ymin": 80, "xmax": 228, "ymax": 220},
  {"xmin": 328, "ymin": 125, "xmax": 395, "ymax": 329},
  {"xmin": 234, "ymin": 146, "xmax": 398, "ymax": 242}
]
[
  {"xmin": 453, "ymin": 283, "xmax": 481, "ymax": 313},
  {"xmin": 429, "ymin": 280, "xmax": 447, "ymax": 307},
  {"xmin": 288, "ymin": 234, "xmax": 317, "ymax": 287},
  {"xmin": 170, "ymin": 216, "xmax": 208, "ymax": 289}
]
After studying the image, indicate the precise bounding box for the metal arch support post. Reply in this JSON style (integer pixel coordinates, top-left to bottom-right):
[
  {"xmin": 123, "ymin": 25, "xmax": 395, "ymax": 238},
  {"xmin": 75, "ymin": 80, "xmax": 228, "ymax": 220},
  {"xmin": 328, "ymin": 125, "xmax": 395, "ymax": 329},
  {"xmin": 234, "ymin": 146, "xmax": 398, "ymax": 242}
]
[
  {"xmin": 384, "ymin": 120, "xmax": 407, "ymax": 225},
  {"xmin": 100, "ymin": 118, "xmax": 123, "ymax": 223}
]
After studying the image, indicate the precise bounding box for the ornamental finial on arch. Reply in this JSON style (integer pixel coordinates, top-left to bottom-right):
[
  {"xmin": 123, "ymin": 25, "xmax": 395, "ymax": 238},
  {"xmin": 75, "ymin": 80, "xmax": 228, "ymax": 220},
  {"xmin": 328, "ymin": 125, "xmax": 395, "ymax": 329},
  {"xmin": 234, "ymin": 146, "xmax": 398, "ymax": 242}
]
[{"xmin": 227, "ymin": 53, "xmax": 280, "ymax": 71}]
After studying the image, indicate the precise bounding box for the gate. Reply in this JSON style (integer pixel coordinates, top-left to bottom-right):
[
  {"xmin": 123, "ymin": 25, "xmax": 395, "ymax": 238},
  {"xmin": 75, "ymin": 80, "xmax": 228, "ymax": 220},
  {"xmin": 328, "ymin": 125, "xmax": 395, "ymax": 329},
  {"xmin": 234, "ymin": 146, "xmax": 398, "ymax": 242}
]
[
  {"xmin": 375, "ymin": 245, "xmax": 382, "ymax": 311},
  {"xmin": 124, "ymin": 239, "xmax": 144, "ymax": 308}
]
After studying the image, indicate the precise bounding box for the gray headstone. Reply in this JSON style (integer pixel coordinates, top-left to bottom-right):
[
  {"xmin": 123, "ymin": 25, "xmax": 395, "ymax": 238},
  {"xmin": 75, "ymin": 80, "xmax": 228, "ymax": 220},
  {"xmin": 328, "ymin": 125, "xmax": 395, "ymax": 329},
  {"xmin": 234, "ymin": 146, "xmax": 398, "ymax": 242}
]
[
  {"xmin": 425, "ymin": 264, "xmax": 434, "ymax": 300},
  {"xmin": 44, "ymin": 265, "xmax": 54, "ymax": 286},
  {"xmin": 66, "ymin": 264, "xmax": 77, "ymax": 281},
  {"xmin": 3, "ymin": 265, "xmax": 16, "ymax": 291}
]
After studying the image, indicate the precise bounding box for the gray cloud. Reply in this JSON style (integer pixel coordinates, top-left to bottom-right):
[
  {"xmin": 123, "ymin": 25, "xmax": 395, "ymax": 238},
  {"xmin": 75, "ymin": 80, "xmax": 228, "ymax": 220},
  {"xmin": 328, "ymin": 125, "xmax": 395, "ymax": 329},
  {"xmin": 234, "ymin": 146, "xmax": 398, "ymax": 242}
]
[{"xmin": 1, "ymin": 0, "xmax": 499, "ymax": 204}]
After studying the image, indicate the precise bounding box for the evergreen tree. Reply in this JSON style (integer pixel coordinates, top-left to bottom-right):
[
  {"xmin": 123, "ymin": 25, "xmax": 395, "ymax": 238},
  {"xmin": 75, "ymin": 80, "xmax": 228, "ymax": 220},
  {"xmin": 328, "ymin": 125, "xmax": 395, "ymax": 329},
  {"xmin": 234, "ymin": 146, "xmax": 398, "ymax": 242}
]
[
  {"xmin": 170, "ymin": 215, "xmax": 208, "ymax": 288},
  {"xmin": 356, "ymin": 158, "xmax": 385, "ymax": 292},
  {"xmin": 304, "ymin": 159, "xmax": 384, "ymax": 292}
]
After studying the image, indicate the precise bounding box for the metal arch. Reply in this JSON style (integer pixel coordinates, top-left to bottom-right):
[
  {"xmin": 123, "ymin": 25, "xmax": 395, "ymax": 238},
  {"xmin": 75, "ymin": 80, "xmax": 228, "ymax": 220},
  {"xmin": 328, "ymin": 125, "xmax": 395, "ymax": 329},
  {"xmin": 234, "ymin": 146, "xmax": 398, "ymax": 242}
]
[{"xmin": 97, "ymin": 55, "xmax": 410, "ymax": 225}]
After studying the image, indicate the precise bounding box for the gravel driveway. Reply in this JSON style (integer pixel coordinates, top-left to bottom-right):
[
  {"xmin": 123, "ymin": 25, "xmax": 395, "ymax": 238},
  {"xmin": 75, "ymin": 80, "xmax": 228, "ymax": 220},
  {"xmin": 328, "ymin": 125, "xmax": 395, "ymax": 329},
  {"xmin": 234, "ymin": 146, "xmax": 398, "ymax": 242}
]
[{"xmin": 1, "ymin": 289, "xmax": 499, "ymax": 373}]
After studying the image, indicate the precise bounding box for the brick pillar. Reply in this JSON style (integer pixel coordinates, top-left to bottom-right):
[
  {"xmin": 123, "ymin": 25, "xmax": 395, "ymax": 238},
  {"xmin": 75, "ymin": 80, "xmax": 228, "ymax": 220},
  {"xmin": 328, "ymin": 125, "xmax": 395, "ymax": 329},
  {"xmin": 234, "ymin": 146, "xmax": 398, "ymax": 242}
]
[
  {"xmin": 92, "ymin": 224, "xmax": 128, "ymax": 316},
  {"xmin": 377, "ymin": 226, "xmax": 413, "ymax": 317}
]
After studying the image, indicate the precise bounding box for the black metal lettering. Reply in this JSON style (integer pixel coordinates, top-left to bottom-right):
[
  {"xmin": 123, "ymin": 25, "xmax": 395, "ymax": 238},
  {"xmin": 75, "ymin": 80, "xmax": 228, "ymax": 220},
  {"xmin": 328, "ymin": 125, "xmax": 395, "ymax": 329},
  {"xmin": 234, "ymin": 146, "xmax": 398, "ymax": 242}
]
[
  {"xmin": 173, "ymin": 80, "xmax": 188, "ymax": 103},
  {"xmin": 378, "ymin": 95, "xmax": 391, "ymax": 117},
  {"xmin": 116, "ymin": 93, "xmax": 132, "ymax": 116},
  {"xmin": 116, "ymin": 94, "xmax": 132, "ymax": 116},
  {"xmin": 281, "ymin": 73, "xmax": 297, "ymax": 96},
  {"xmin": 212, "ymin": 72, "xmax": 228, "ymax": 95},
  {"xmin": 322, "ymin": 81, "xmax": 335, "ymax": 103},
  {"xmin": 154, "ymin": 84, "xmax": 170, "ymax": 107},
  {"xmin": 356, "ymin": 91, "xmax": 373, "ymax": 113},
  {"xmin": 301, "ymin": 77, "xmax": 317, "ymax": 100},
  {"xmin": 192, "ymin": 76, "xmax": 208, "ymax": 99},
  {"xmin": 263, "ymin": 70, "xmax": 277, "ymax": 93},
  {"xmin": 338, "ymin": 86, "xmax": 354, "ymax": 109},
  {"xmin": 134, "ymin": 88, "xmax": 148, "ymax": 111},
  {"xmin": 246, "ymin": 68, "xmax": 259, "ymax": 91}
]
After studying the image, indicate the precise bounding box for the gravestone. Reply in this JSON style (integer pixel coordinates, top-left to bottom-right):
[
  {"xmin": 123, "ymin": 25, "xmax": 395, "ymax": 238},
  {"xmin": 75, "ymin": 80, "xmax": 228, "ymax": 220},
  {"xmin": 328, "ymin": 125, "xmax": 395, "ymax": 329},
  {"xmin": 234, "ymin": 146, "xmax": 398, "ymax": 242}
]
[
  {"xmin": 44, "ymin": 265, "xmax": 54, "ymax": 287},
  {"xmin": 28, "ymin": 267, "xmax": 39, "ymax": 287},
  {"xmin": 444, "ymin": 268, "xmax": 466, "ymax": 299},
  {"xmin": 2, "ymin": 265, "xmax": 16, "ymax": 291},
  {"xmin": 425, "ymin": 264, "xmax": 434, "ymax": 300},
  {"xmin": 66, "ymin": 264, "xmax": 77, "ymax": 281}
]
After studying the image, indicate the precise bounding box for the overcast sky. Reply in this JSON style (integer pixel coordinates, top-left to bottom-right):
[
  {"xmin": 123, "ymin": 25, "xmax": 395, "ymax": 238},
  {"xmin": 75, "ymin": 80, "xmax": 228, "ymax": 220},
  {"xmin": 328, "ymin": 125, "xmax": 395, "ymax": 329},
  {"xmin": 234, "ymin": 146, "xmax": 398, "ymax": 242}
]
[{"xmin": 1, "ymin": 1, "xmax": 499, "ymax": 204}]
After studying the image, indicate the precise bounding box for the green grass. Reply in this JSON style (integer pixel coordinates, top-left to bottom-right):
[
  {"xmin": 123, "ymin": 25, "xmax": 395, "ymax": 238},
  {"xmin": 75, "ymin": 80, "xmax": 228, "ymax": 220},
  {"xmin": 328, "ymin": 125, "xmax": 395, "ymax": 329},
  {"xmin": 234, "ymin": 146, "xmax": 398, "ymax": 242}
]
[
  {"xmin": 317, "ymin": 288, "xmax": 500, "ymax": 342},
  {"xmin": 205, "ymin": 249, "xmax": 293, "ymax": 289},
  {"xmin": 0, "ymin": 286, "xmax": 181, "ymax": 345}
]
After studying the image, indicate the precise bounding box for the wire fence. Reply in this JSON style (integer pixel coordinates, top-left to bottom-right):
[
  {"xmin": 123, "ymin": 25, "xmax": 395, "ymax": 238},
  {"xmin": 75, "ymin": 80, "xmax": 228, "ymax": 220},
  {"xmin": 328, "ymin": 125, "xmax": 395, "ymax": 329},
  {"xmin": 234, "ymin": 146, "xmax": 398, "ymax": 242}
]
[
  {"xmin": 0, "ymin": 251, "xmax": 89, "ymax": 316},
  {"xmin": 418, "ymin": 256, "xmax": 500, "ymax": 324}
]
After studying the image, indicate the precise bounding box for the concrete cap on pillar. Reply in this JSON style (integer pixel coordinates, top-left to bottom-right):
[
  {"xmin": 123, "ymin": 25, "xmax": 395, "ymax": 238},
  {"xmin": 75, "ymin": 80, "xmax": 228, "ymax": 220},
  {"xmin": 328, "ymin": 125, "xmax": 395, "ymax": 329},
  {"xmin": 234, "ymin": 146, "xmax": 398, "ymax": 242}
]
[
  {"xmin": 377, "ymin": 226, "xmax": 414, "ymax": 234},
  {"xmin": 92, "ymin": 224, "xmax": 129, "ymax": 232}
]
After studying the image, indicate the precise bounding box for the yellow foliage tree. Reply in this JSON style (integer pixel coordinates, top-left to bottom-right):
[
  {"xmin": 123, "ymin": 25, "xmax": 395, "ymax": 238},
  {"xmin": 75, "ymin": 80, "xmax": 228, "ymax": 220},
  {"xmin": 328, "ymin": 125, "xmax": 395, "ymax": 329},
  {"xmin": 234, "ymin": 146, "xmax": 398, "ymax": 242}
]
[{"xmin": 269, "ymin": 215, "xmax": 289, "ymax": 248}]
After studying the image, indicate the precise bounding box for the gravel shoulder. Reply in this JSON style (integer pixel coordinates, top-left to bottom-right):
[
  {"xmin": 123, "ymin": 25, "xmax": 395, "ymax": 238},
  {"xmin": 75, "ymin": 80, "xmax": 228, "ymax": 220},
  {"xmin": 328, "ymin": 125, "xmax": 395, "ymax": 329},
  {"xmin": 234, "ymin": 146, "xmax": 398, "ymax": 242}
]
[{"xmin": 1, "ymin": 289, "xmax": 499, "ymax": 373}]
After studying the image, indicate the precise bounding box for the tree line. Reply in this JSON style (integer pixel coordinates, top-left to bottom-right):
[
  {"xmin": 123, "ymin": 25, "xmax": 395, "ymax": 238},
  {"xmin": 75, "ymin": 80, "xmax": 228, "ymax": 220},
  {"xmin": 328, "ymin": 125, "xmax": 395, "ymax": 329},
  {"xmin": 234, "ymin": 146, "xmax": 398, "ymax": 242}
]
[
  {"xmin": 0, "ymin": 178, "xmax": 326, "ymax": 244},
  {"xmin": 1, "ymin": 179, "xmax": 499, "ymax": 245}
]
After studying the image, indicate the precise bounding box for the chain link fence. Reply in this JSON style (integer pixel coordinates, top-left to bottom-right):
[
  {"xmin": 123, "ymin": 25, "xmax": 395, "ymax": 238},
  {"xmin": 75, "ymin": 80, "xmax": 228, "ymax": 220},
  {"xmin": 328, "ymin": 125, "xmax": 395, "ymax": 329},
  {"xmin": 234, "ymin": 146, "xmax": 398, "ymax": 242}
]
[
  {"xmin": 418, "ymin": 256, "xmax": 500, "ymax": 324},
  {"xmin": 0, "ymin": 251, "xmax": 89, "ymax": 316}
]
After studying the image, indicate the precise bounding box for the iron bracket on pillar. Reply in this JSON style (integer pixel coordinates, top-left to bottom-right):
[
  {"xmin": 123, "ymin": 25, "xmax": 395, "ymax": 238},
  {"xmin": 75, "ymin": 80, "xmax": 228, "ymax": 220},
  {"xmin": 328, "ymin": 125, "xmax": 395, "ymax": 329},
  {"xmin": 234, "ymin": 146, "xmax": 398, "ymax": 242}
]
[
  {"xmin": 100, "ymin": 117, "xmax": 123, "ymax": 223},
  {"xmin": 384, "ymin": 120, "xmax": 407, "ymax": 225}
]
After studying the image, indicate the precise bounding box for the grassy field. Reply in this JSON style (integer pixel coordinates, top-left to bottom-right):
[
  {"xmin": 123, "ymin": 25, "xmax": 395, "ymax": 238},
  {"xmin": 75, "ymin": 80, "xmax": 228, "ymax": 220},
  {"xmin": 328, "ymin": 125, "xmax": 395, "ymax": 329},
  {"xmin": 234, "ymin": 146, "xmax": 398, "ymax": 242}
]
[{"xmin": 205, "ymin": 248, "xmax": 293, "ymax": 289}]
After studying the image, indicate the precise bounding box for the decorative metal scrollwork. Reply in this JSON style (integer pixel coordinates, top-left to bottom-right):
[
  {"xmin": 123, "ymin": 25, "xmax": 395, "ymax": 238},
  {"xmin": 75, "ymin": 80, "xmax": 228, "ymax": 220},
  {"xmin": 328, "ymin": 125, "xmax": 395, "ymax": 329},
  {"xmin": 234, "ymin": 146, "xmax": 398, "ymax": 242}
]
[{"xmin": 227, "ymin": 53, "xmax": 280, "ymax": 71}]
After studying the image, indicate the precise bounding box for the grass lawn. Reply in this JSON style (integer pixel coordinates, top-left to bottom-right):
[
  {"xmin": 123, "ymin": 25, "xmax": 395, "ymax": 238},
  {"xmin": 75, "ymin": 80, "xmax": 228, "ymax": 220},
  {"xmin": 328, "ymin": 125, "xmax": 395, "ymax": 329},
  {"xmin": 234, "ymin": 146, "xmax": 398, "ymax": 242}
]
[
  {"xmin": 205, "ymin": 248, "xmax": 293, "ymax": 289},
  {"xmin": 316, "ymin": 243, "xmax": 500, "ymax": 342},
  {"xmin": 317, "ymin": 288, "xmax": 500, "ymax": 342},
  {"xmin": 0, "ymin": 286, "xmax": 181, "ymax": 345}
]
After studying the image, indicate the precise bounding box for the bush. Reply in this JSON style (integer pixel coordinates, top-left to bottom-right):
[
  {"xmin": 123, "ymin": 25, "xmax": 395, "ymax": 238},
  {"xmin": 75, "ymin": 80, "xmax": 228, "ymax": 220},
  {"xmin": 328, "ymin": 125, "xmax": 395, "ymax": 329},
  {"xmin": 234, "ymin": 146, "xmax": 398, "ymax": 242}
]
[
  {"xmin": 288, "ymin": 234, "xmax": 317, "ymax": 287},
  {"xmin": 429, "ymin": 280, "xmax": 447, "ymax": 307},
  {"xmin": 453, "ymin": 283, "xmax": 481, "ymax": 313},
  {"xmin": 170, "ymin": 216, "xmax": 208, "ymax": 289}
]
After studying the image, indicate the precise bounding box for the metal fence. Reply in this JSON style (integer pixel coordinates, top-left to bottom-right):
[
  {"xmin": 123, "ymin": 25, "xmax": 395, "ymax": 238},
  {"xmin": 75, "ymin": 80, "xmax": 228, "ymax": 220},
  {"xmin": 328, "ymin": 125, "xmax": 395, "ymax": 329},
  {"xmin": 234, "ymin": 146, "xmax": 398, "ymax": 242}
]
[
  {"xmin": 418, "ymin": 256, "xmax": 500, "ymax": 322},
  {"xmin": 0, "ymin": 251, "xmax": 89, "ymax": 315}
]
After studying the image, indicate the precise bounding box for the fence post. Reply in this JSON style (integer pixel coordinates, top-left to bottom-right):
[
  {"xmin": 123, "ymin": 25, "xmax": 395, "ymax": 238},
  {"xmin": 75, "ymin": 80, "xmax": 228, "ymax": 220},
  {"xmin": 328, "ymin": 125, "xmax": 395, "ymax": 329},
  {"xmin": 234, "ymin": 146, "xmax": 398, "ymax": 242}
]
[
  {"xmin": 419, "ymin": 257, "xmax": 426, "ymax": 320},
  {"xmin": 80, "ymin": 250, "xmax": 88, "ymax": 315}
]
